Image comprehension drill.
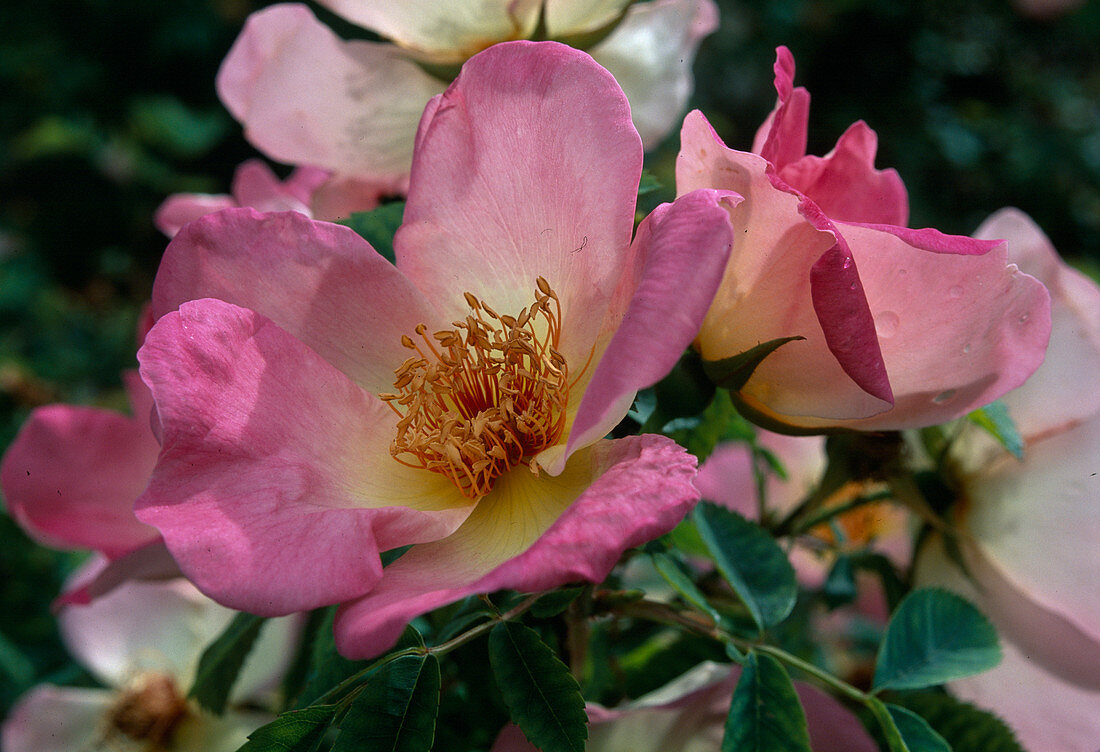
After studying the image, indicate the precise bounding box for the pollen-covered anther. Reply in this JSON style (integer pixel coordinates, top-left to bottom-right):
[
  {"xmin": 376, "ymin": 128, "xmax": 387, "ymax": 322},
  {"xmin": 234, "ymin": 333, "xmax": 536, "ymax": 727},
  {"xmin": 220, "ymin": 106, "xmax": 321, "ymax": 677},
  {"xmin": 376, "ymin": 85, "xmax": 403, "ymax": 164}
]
[
  {"xmin": 380, "ymin": 278, "xmax": 569, "ymax": 499},
  {"xmin": 101, "ymin": 672, "xmax": 189, "ymax": 748}
]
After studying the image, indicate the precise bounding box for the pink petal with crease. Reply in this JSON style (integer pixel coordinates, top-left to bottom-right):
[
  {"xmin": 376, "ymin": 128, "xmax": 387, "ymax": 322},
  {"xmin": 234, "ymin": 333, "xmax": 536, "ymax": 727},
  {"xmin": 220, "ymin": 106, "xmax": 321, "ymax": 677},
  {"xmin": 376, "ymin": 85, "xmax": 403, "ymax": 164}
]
[
  {"xmin": 136, "ymin": 299, "xmax": 474, "ymax": 615},
  {"xmin": 334, "ymin": 434, "xmax": 698, "ymax": 658},
  {"xmin": 54, "ymin": 539, "xmax": 180, "ymax": 608}
]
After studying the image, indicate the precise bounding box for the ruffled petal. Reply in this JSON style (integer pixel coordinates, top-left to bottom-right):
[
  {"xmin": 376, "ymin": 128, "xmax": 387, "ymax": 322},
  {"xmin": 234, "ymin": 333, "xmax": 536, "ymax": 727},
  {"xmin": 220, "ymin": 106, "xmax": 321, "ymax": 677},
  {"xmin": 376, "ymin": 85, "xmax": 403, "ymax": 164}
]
[
  {"xmin": 396, "ymin": 41, "xmax": 642, "ymax": 371},
  {"xmin": 547, "ymin": 189, "xmax": 734, "ymax": 473},
  {"xmin": 136, "ymin": 299, "xmax": 474, "ymax": 615},
  {"xmin": 751, "ymin": 46, "xmax": 810, "ymax": 169},
  {"xmin": 229, "ymin": 159, "xmax": 314, "ymax": 214},
  {"xmin": 216, "ymin": 4, "xmax": 445, "ymax": 185},
  {"xmin": 155, "ymin": 193, "xmax": 236, "ymax": 237},
  {"xmin": 779, "ymin": 121, "xmax": 909, "ymax": 225},
  {"xmin": 0, "ymin": 400, "xmax": 160, "ymax": 558},
  {"xmin": 151, "ymin": 208, "xmax": 444, "ymax": 394},
  {"xmin": 1, "ymin": 685, "xmax": 113, "ymax": 752},
  {"xmin": 334, "ymin": 434, "xmax": 698, "ymax": 658},
  {"xmin": 313, "ymin": 0, "xmax": 541, "ymax": 63},
  {"xmin": 589, "ymin": 0, "xmax": 719, "ymax": 148}
]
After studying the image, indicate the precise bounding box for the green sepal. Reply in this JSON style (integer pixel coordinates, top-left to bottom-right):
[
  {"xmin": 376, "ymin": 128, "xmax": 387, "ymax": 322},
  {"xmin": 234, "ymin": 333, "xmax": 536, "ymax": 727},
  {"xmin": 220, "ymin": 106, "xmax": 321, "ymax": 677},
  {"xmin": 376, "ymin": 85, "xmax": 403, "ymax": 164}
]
[{"xmin": 702, "ymin": 336, "xmax": 805, "ymax": 392}]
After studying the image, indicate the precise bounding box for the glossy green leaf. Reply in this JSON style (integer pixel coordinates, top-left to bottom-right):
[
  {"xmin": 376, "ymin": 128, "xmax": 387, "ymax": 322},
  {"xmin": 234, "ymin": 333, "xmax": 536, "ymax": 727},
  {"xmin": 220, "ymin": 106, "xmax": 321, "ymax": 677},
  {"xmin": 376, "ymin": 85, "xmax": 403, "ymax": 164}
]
[
  {"xmin": 188, "ymin": 612, "xmax": 265, "ymax": 714},
  {"xmin": 868, "ymin": 697, "xmax": 910, "ymax": 752},
  {"xmin": 339, "ymin": 201, "xmax": 405, "ymax": 264},
  {"xmin": 649, "ymin": 552, "xmax": 722, "ymax": 624},
  {"xmin": 722, "ymin": 651, "xmax": 812, "ymax": 752},
  {"xmin": 694, "ymin": 502, "xmax": 797, "ymax": 630},
  {"xmin": 703, "ymin": 337, "xmax": 805, "ymax": 391},
  {"xmin": 887, "ymin": 704, "xmax": 952, "ymax": 752},
  {"xmin": 489, "ymin": 621, "xmax": 587, "ymax": 752},
  {"xmin": 968, "ymin": 400, "xmax": 1024, "ymax": 460},
  {"xmin": 332, "ymin": 654, "xmax": 440, "ymax": 752},
  {"xmin": 873, "ymin": 588, "xmax": 1001, "ymax": 692},
  {"xmin": 892, "ymin": 691, "xmax": 1024, "ymax": 752},
  {"xmin": 237, "ymin": 706, "xmax": 336, "ymax": 752}
]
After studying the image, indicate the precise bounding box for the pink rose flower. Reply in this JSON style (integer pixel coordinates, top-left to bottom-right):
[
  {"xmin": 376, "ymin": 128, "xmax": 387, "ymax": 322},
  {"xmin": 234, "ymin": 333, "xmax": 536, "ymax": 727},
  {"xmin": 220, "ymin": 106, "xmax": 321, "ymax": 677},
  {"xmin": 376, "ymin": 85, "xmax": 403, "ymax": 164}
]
[
  {"xmin": 916, "ymin": 209, "xmax": 1100, "ymax": 751},
  {"xmin": 676, "ymin": 47, "xmax": 1052, "ymax": 432},
  {"xmin": 491, "ymin": 661, "xmax": 879, "ymax": 752},
  {"xmin": 135, "ymin": 42, "xmax": 735, "ymax": 659},
  {"xmin": 216, "ymin": 0, "xmax": 717, "ymax": 190},
  {"xmin": 1, "ymin": 558, "xmax": 300, "ymax": 752}
]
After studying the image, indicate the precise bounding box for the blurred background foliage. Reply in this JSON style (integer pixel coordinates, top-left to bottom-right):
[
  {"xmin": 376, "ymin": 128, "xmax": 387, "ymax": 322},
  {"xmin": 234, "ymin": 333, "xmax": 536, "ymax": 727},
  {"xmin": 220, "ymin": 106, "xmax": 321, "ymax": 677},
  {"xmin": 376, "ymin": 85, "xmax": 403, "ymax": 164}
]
[{"xmin": 1, "ymin": 0, "xmax": 1097, "ymax": 718}]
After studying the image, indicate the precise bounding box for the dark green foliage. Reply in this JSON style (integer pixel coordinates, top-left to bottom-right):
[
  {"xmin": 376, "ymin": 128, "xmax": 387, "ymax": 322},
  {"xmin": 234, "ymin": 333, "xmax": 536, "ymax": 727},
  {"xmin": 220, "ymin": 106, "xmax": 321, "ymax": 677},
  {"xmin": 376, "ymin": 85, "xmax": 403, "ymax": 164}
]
[
  {"xmin": 237, "ymin": 706, "xmax": 337, "ymax": 752},
  {"xmin": 892, "ymin": 691, "xmax": 1025, "ymax": 752},
  {"xmin": 722, "ymin": 652, "xmax": 812, "ymax": 752},
  {"xmin": 331, "ymin": 654, "xmax": 440, "ymax": 752},
  {"xmin": 189, "ymin": 612, "xmax": 266, "ymax": 714},
  {"xmin": 339, "ymin": 202, "xmax": 406, "ymax": 264}
]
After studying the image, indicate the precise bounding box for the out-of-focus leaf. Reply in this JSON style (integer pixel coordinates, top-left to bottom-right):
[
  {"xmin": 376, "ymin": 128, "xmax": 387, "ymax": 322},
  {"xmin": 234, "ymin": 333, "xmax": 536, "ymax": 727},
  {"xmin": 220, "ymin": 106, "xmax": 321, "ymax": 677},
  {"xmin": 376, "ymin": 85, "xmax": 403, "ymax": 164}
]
[
  {"xmin": 722, "ymin": 651, "xmax": 812, "ymax": 752},
  {"xmin": 891, "ymin": 691, "xmax": 1025, "ymax": 752},
  {"xmin": 967, "ymin": 400, "xmax": 1024, "ymax": 460},
  {"xmin": 649, "ymin": 551, "xmax": 721, "ymax": 624},
  {"xmin": 873, "ymin": 588, "xmax": 1000, "ymax": 692},
  {"xmin": 822, "ymin": 554, "xmax": 858, "ymax": 609},
  {"xmin": 664, "ymin": 389, "xmax": 750, "ymax": 464},
  {"xmin": 188, "ymin": 612, "xmax": 265, "ymax": 714},
  {"xmin": 694, "ymin": 502, "xmax": 797, "ymax": 630},
  {"xmin": 887, "ymin": 704, "xmax": 952, "ymax": 752},
  {"xmin": 530, "ymin": 587, "xmax": 585, "ymax": 619},
  {"xmin": 339, "ymin": 202, "xmax": 405, "ymax": 264},
  {"xmin": 295, "ymin": 607, "xmax": 369, "ymax": 709},
  {"xmin": 129, "ymin": 96, "xmax": 228, "ymax": 158},
  {"xmin": 489, "ymin": 621, "xmax": 587, "ymax": 752},
  {"xmin": 332, "ymin": 654, "xmax": 440, "ymax": 752}
]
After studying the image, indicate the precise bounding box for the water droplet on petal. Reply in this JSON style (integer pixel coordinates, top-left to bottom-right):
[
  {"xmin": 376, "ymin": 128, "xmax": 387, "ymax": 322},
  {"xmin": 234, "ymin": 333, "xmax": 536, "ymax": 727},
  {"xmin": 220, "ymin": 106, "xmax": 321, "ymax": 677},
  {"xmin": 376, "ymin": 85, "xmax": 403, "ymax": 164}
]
[
  {"xmin": 933, "ymin": 389, "xmax": 957, "ymax": 404},
  {"xmin": 874, "ymin": 311, "xmax": 900, "ymax": 338},
  {"xmin": 962, "ymin": 343, "xmax": 971, "ymax": 354},
  {"xmin": 949, "ymin": 285, "xmax": 963, "ymax": 299},
  {"xmin": 1018, "ymin": 312, "xmax": 1030, "ymax": 324},
  {"xmin": 842, "ymin": 257, "xmax": 853, "ymax": 270}
]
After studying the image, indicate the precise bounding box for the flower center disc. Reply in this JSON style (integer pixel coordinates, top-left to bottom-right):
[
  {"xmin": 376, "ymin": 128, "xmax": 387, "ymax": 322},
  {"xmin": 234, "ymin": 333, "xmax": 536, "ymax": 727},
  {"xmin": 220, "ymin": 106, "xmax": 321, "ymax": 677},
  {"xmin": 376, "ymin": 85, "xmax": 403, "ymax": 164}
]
[
  {"xmin": 105, "ymin": 673, "xmax": 189, "ymax": 748},
  {"xmin": 381, "ymin": 277, "xmax": 569, "ymax": 499}
]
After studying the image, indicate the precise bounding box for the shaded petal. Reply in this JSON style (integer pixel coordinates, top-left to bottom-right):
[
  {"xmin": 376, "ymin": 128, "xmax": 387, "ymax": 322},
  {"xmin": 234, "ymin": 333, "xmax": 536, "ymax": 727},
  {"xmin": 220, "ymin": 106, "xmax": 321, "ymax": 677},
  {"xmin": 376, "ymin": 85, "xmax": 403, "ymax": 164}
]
[
  {"xmin": 677, "ymin": 110, "xmax": 893, "ymax": 423},
  {"xmin": 974, "ymin": 208, "xmax": 1100, "ymax": 438},
  {"xmin": 229, "ymin": 159, "xmax": 314, "ymax": 214},
  {"xmin": 54, "ymin": 539, "xmax": 181, "ymax": 608},
  {"xmin": 1, "ymin": 685, "xmax": 113, "ymax": 752},
  {"xmin": 751, "ymin": 46, "xmax": 810, "ymax": 169},
  {"xmin": 0, "ymin": 399, "xmax": 160, "ymax": 558},
  {"xmin": 830, "ymin": 221, "xmax": 1051, "ymax": 430},
  {"xmin": 216, "ymin": 4, "xmax": 445, "ymax": 185},
  {"xmin": 155, "ymin": 193, "xmax": 236, "ymax": 238},
  {"xmin": 335, "ymin": 434, "xmax": 698, "ymax": 658},
  {"xmin": 173, "ymin": 710, "xmax": 276, "ymax": 752},
  {"xmin": 136, "ymin": 299, "xmax": 473, "ymax": 615},
  {"xmin": 589, "ymin": 0, "xmax": 719, "ymax": 149},
  {"xmin": 779, "ymin": 121, "xmax": 909, "ymax": 225},
  {"xmin": 544, "ymin": 0, "xmax": 633, "ymax": 36},
  {"xmin": 547, "ymin": 189, "xmax": 735, "ymax": 473},
  {"xmin": 396, "ymin": 41, "xmax": 642, "ymax": 371},
  {"xmin": 308, "ymin": 175, "xmax": 386, "ymax": 222},
  {"xmin": 152, "ymin": 208, "xmax": 443, "ymax": 394},
  {"xmin": 314, "ymin": 0, "xmax": 540, "ymax": 62}
]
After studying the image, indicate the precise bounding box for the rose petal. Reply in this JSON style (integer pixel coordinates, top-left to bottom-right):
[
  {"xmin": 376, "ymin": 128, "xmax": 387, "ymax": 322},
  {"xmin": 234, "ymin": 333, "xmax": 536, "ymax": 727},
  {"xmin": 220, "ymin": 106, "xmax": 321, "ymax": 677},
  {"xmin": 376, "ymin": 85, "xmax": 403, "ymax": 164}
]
[
  {"xmin": 589, "ymin": 0, "xmax": 719, "ymax": 148},
  {"xmin": 152, "ymin": 208, "xmax": 444, "ymax": 394},
  {"xmin": 229, "ymin": 159, "xmax": 312, "ymax": 214},
  {"xmin": 216, "ymin": 4, "xmax": 444, "ymax": 185},
  {"xmin": 313, "ymin": 0, "xmax": 541, "ymax": 63},
  {"xmin": 544, "ymin": 0, "xmax": 633, "ymax": 37},
  {"xmin": 751, "ymin": 46, "xmax": 810, "ymax": 169},
  {"xmin": 136, "ymin": 299, "xmax": 474, "ymax": 615},
  {"xmin": 54, "ymin": 539, "xmax": 181, "ymax": 608},
  {"xmin": 396, "ymin": 41, "xmax": 642, "ymax": 371},
  {"xmin": 155, "ymin": 193, "xmax": 236, "ymax": 237},
  {"xmin": 0, "ymin": 399, "xmax": 160, "ymax": 557},
  {"xmin": 335, "ymin": 434, "xmax": 698, "ymax": 658},
  {"xmin": 547, "ymin": 188, "xmax": 735, "ymax": 473},
  {"xmin": 308, "ymin": 175, "xmax": 386, "ymax": 222},
  {"xmin": 1, "ymin": 685, "xmax": 113, "ymax": 752}
]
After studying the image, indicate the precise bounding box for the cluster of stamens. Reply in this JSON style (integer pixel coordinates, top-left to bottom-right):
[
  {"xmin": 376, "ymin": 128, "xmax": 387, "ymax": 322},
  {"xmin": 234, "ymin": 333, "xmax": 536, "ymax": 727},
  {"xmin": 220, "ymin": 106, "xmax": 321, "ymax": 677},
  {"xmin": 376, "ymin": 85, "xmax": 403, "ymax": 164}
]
[
  {"xmin": 101, "ymin": 673, "xmax": 189, "ymax": 750},
  {"xmin": 379, "ymin": 278, "xmax": 569, "ymax": 499}
]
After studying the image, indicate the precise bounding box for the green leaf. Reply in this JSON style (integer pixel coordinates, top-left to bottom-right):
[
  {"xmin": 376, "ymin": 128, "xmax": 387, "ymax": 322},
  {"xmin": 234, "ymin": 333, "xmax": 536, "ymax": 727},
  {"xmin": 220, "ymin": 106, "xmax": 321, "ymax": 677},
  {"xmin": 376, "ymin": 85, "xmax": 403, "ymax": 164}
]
[
  {"xmin": 887, "ymin": 704, "xmax": 952, "ymax": 752},
  {"xmin": 868, "ymin": 697, "xmax": 910, "ymax": 752},
  {"xmin": 703, "ymin": 337, "xmax": 805, "ymax": 391},
  {"xmin": 873, "ymin": 588, "xmax": 1001, "ymax": 692},
  {"xmin": 295, "ymin": 607, "xmax": 370, "ymax": 709},
  {"xmin": 530, "ymin": 587, "xmax": 586, "ymax": 619},
  {"xmin": 339, "ymin": 201, "xmax": 405, "ymax": 264},
  {"xmin": 637, "ymin": 169, "xmax": 664, "ymax": 197},
  {"xmin": 693, "ymin": 502, "xmax": 797, "ymax": 630},
  {"xmin": 188, "ymin": 612, "xmax": 266, "ymax": 714},
  {"xmin": 664, "ymin": 389, "xmax": 751, "ymax": 464},
  {"xmin": 237, "ymin": 706, "xmax": 336, "ymax": 752},
  {"xmin": 892, "ymin": 691, "xmax": 1024, "ymax": 752},
  {"xmin": 489, "ymin": 621, "xmax": 587, "ymax": 752},
  {"xmin": 649, "ymin": 552, "xmax": 722, "ymax": 624},
  {"xmin": 822, "ymin": 555, "xmax": 858, "ymax": 609},
  {"xmin": 968, "ymin": 400, "xmax": 1024, "ymax": 460},
  {"xmin": 332, "ymin": 654, "xmax": 440, "ymax": 752},
  {"xmin": 722, "ymin": 651, "xmax": 812, "ymax": 752}
]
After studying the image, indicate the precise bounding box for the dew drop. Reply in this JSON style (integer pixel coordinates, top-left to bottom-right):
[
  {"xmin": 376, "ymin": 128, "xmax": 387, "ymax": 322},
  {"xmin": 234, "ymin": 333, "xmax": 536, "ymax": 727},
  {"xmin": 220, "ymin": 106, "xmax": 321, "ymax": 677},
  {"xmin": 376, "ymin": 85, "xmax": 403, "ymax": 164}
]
[
  {"xmin": 933, "ymin": 389, "xmax": 956, "ymax": 404},
  {"xmin": 1018, "ymin": 312, "xmax": 1030, "ymax": 324},
  {"xmin": 874, "ymin": 311, "xmax": 900, "ymax": 338},
  {"xmin": 949, "ymin": 285, "xmax": 963, "ymax": 299},
  {"xmin": 962, "ymin": 343, "xmax": 971, "ymax": 354},
  {"xmin": 842, "ymin": 257, "xmax": 853, "ymax": 270}
]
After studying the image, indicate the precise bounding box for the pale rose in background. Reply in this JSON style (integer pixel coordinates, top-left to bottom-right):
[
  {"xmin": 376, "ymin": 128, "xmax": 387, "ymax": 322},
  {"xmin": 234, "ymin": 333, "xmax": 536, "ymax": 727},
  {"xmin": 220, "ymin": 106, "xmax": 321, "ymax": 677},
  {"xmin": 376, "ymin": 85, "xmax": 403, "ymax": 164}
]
[
  {"xmin": 916, "ymin": 209, "xmax": 1100, "ymax": 752},
  {"xmin": 135, "ymin": 42, "xmax": 735, "ymax": 660},
  {"xmin": 216, "ymin": 0, "xmax": 717, "ymax": 191},
  {"xmin": 1, "ymin": 558, "xmax": 299, "ymax": 752},
  {"xmin": 677, "ymin": 47, "xmax": 1051, "ymax": 432},
  {"xmin": 491, "ymin": 662, "xmax": 878, "ymax": 752}
]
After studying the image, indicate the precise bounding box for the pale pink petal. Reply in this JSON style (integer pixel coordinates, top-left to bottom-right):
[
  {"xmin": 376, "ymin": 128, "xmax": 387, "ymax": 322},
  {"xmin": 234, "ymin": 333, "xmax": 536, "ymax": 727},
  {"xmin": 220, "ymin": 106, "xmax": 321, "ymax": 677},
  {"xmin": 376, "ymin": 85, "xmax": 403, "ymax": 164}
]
[
  {"xmin": 396, "ymin": 41, "xmax": 642, "ymax": 372},
  {"xmin": 549, "ymin": 189, "xmax": 735, "ymax": 472},
  {"xmin": 0, "ymin": 399, "xmax": 160, "ymax": 557},
  {"xmin": 973, "ymin": 208, "xmax": 1100, "ymax": 438},
  {"xmin": 281, "ymin": 165, "xmax": 331, "ymax": 205},
  {"xmin": 917, "ymin": 537, "xmax": 1100, "ymax": 749},
  {"xmin": 308, "ymin": 175, "xmax": 386, "ymax": 222},
  {"xmin": 229, "ymin": 159, "xmax": 312, "ymax": 214},
  {"xmin": 154, "ymin": 193, "xmax": 236, "ymax": 237},
  {"xmin": 589, "ymin": 0, "xmax": 719, "ymax": 148},
  {"xmin": 136, "ymin": 299, "xmax": 474, "ymax": 615},
  {"xmin": 830, "ymin": 221, "xmax": 1051, "ymax": 430},
  {"xmin": 677, "ymin": 110, "xmax": 893, "ymax": 423},
  {"xmin": 313, "ymin": 0, "xmax": 540, "ymax": 62},
  {"xmin": 335, "ymin": 434, "xmax": 698, "ymax": 658},
  {"xmin": 544, "ymin": 0, "xmax": 633, "ymax": 36},
  {"xmin": 54, "ymin": 539, "xmax": 181, "ymax": 608},
  {"xmin": 751, "ymin": 46, "xmax": 810, "ymax": 169},
  {"xmin": 151, "ymin": 208, "xmax": 444, "ymax": 395},
  {"xmin": 695, "ymin": 442, "xmax": 757, "ymax": 516},
  {"xmin": 216, "ymin": 4, "xmax": 445, "ymax": 186},
  {"xmin": 779, "ymin": 121, "xmax": 908, "ymax": 225},
  {"xmin": 2, "ymin": 685, "xmax": 114, "ymax": 752}
]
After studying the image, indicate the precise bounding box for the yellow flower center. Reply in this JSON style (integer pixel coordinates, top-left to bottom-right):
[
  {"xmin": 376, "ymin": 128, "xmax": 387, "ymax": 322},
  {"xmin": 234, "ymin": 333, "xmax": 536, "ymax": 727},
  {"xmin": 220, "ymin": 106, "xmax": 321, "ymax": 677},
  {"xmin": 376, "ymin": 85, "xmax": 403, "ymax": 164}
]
[
  {"xmin": 103, "ymin": 672, "xmax": 189, "ymax": 749},
  {"xmin": 381, "ymin": 277, "xmax": 570, "ymax": 499}
]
